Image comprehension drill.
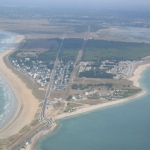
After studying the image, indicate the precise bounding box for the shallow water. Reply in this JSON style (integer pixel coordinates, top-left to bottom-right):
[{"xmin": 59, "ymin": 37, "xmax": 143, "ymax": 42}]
[
  {"xmin": 37, "ymin": 67, "xmax": 150, "ymax": 150},
  {"xmin": 100, "ymin": 27, "xmax": 150, "ymax": 43},
  {"xmin": 0, "ymin": 31, "xmax": 17, "ymax": 128}
]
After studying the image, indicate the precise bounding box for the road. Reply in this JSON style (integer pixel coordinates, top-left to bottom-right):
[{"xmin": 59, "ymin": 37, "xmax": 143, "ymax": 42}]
[
  {"xmin": 10, "ymin": 38, "xmax": 64, "ymax": 150},
  {"xmin": 63, "ymin": 26, "xmax": 90, "ymax": 99},
  {"xmin": 39, "ymin": 37, "xmax": 64, "ymax": 122}
]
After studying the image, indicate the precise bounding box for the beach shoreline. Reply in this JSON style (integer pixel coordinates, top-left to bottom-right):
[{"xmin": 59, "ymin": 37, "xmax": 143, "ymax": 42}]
[
  {"xmin": 33, "ymin": 63, "xmax": 150, "ymax": 150},
  {"xmin": 0, "ymin": 34, "xmax": 40, "ymax": 140},
  {"xmin": 0, "ymin": 35, "xmax": 25, "ymax": 132},
  {"xmin": 54, "ymin": 62, "xmax": 150, "ymax": 120}
]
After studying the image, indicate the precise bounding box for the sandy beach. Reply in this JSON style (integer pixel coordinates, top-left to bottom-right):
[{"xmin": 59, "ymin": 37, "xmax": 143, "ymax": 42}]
[
  {"xmin": 55, "ymin": 91, "xmax": 146, "ymax": 120},
  {"xmin": 0, "ymin": 35, "xmax": 40, "ymax": 139},
  {"xmin": 129, "ymin": 63, "xmax": 150, "ymax": 87}
]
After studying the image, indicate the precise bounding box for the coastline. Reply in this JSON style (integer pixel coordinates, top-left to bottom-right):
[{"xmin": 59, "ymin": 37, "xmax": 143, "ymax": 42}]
[
  {"xmin": 33, "ymin": 63, "xmax": 150, "ymax": 150},
  {"xmin": 0, "ymin": 35, "xmax": 24, "ymax": 132},
  {"xmin": 54, "ymin": 63, "xmax": 149, "ymax": 120},
  {"xmin": 0, "ymin": 32, "xmax": 149, "ymax": 149},
  {"xmin": 129, "ymin": 63, "xmax": 150, "ymax": 87},
  {"xmin": 0, "ymin": 34, "xmax": 40, "ymax": 139}
]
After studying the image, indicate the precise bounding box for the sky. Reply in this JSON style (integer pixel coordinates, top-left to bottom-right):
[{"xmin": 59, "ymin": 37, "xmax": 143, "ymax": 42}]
[{"xmin": 1, "ymin": 0, "xmax": 150, "ymax": 9}]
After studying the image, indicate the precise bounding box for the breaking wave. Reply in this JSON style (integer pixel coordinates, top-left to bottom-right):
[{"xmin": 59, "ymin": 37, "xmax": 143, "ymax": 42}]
[
  {"xmin": 0, "ymin": 31, "xmax": 17, "ymax": 128},
  {"xmin": 0, "ymin": 77, "xmax": 17, "ymax": 128}
]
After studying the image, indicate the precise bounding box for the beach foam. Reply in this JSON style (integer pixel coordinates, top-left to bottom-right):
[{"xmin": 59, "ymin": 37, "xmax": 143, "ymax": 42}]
[
  {"xmin": 0, "ymin": 32, "xmax": 17, "ymax": 128},
  {"xmin": 0, "ymin": 32, "xmax": 17, "ymax": 52},
  {"xmin": 0, "ymin": 73, "xmax": 17, "ymax": 128}
]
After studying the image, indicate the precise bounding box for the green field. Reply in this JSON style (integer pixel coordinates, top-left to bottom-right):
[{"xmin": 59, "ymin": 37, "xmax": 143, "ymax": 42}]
[
  {"xmin": 79, "ymin": 68, "xmax": 114, "ymax": 78},
  {"xmin": 82, "ymin": 40, "xmax": 150, "ymax": 61},
  {"xmin": 73, "ymin": 25, "xmax": 88, "ymax": 33},
  {"xmin": 38, "ymin": 38, "xmax": 61, "ymax": 61},
  {"xmin": 59, "ymin": 38, "xmax": 84, "ymax": 63},
  {"xmin": 38, "ymin": 51, "xmax": 58, "ymax": 61},
  {"xmin": 10, "ymin": 38, "xmax": 61, "ymax": 61}
]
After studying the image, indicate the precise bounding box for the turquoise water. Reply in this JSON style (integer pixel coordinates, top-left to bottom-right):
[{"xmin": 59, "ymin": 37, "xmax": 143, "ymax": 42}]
[
  {"xmin": 37, "ymin": 67, "xmax": 150, "ymax": 150},
  {"xmin": 0, "ymin": 31, "xmax": 17, "ymax": 128}
]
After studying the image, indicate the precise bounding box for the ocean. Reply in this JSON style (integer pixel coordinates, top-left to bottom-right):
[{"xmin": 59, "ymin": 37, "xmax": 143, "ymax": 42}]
[
  {"xmin": 37, "ymin": 67, "xmax": 150, "ymax": 150},
  {"xmin": 0, "ymin": 31, "xmax": 17, "ymax": 128}
]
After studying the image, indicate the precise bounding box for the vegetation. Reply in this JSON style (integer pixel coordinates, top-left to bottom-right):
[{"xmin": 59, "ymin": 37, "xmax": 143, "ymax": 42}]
[
  {"xmin": 72, "ymin": 83, "xmax": 113, "ymax": 90},
  {"xmin": 9, "ymin": 50, "xmax": 20, "ymax": 60},
  {"xmin": 38, "ymin": 51, "xmax": 57, "ymax": 61},
  {"xmin": 72, "ymin": 84, "xmax": 88, "ymax": 90},
  {"xmin": 19, "ymin": 125, "xmax": 30, "ymax": 134},
  {"xmin": 9, "ymin": 38, "xmax": 61, "ymax": 62},
  {"xmin": 59, "ymin": 38, "xmax": 83, "ymax": 63},
  {"xmin": 4, "ymin": 55, "xmax": 45, "ymax": 100},
  {"xmin": 83, "ymin": 40, "xmax": 150, "ymax": 61},
  {"xmin": 72, "ymin": 84, "xmax": 78, "ymax": 89},
  {"xmin": 0, "ymin": 134, "xmax": 19, "ymax": 149},
  {"xmin": 30, "ymin": 120, "xmax": 38, "ymax": 126},
  {"xmin": 73, "ymin": 25, "xmax": 88, "ymax": 33},
  {"xmin": 37, "ymin": 38, "xmax": 60, "ymax": 61},
  {"xmin": 67, "ymin": 95, "xmax": 73, "ymax": 101},
  {"xmin": 122, "ymin": 89, "xmax": 141, "ymax": 98},
  {"xmin": 65, "ymin": 102, "xmax": 82, "ymax": 112},
  {"xmin": 90, "ymin": 25, "xmax": 108, "ymax": 32},
  {"xmin": 79, "ymin": 68, "xmax": 114, "ymax": 78}
]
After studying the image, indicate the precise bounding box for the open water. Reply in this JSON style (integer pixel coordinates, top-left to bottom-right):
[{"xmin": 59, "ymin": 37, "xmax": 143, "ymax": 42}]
[
  {"xmin": 0, "ymin": 31, "xmax": 17, "ymax": 128},
  {"xmin": 37, "ymin": 67, "xmax": 150, "ymax": 150}
]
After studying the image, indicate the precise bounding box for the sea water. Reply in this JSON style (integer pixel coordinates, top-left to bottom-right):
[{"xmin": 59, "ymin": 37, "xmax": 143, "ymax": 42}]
[
  {"xmin": 37, "ymin": 67, "xmax": 150, "ymax": 150},
  {"xmin": 0, "ymin": 31, "xmax": 17, "ymax": 128}
]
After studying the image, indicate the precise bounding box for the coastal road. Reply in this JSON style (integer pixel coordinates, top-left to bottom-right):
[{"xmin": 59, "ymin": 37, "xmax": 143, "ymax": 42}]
[
  {"xmin": 10, "ymin": 38, "xmax": 64, "ymax": 150},
  {"xmin": 39, "ymin": 36, "xmax": 64, "ymax": 122}
]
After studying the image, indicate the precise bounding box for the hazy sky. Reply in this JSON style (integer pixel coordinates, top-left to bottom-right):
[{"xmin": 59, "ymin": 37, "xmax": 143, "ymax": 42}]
[{"xmin": 1, "ymin": 0, "xmax": 150, "ymax": 8}]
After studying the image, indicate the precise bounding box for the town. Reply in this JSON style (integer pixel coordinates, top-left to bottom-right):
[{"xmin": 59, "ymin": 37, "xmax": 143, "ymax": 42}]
[
  {"xmin": 68, "ymin": 89, "xmax": 141, "ymax": 102},
  {"xmin": 78, "ymin": 60, "xmax": 141, "ymax": 79},
  {"xmin": 52, "ymin": 60, "xmax": 73, "ymax": 91},
  {"xmin": 10, "ymin": 56, "xmax": 73, "ymax": 90}
]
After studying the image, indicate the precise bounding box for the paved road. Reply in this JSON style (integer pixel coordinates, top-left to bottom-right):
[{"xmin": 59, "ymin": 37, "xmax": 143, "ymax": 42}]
[
  {"xmin": 39, "ymin": 37, "xmax": 64, "ymax": 122},
  {"xmin": 11, "ymin": 38, "xmax": 64, "ymax": 150}
]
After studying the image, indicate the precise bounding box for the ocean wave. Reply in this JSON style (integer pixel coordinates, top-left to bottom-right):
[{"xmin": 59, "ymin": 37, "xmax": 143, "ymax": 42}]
[
  {"xmin": 0, "ymin": 78, "xmax": 17, "ymax": 129},
  {"xmin": 0, "ymin": 38, "xmax": 14, "ymax": 44},
  {"xmin": 0, "ymin": 32, "xmax": 18, "ymax": 128},
  {"xmin": 0, "ymin": 32, "xmax": 17, "ymax": 52}
]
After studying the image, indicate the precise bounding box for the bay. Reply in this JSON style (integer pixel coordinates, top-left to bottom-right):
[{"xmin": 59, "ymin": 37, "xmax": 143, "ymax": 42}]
[{"xmin": 37, "ymin": 67, "xmax": 150, "ymax": 150}]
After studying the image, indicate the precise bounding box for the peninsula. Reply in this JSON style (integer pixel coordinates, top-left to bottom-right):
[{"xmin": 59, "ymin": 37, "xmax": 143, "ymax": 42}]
[{"xmin": 0, "ymin": 6, "xmax": 150, "ymax": 150}]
